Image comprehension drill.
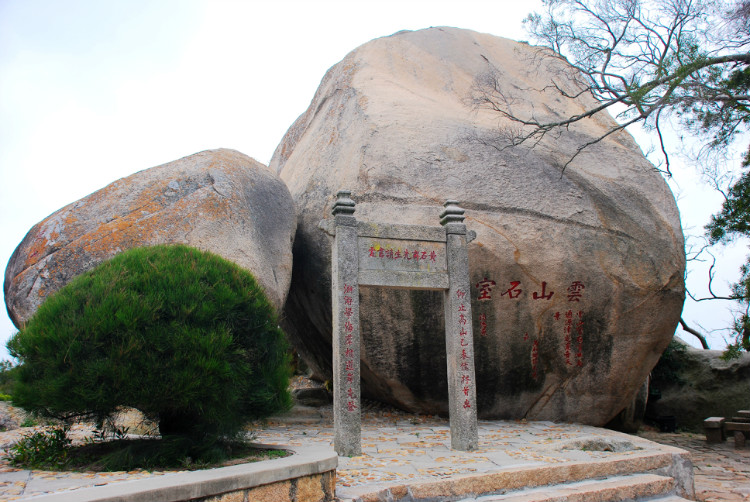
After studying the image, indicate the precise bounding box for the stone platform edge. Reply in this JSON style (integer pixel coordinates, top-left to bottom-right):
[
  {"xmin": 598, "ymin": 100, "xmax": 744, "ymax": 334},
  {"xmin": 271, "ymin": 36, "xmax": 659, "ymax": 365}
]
[
  {"xmin": 24, "ymin": 444, "xmax": 338, "ymax": 502},
  {"xmin": 345, "ymin": 444, "xmax": 695, "ymax": 502}
]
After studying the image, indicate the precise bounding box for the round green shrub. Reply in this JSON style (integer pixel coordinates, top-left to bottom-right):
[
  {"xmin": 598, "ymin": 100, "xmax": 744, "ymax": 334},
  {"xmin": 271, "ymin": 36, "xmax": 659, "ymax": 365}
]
[{"xmin": 8, "ymin": 244, "xmax": 291, "ymax": 439}]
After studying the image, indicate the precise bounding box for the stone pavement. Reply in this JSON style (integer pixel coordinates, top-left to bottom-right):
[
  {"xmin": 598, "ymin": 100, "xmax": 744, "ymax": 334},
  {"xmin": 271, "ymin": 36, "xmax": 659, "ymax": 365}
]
[
  {"xmin": 0, "ymin": 404, "xmax": 745, "ymax": 501},
  {"xmin": 637, "ymin": 430, "xmax": 750, "ymax": 502},
  {"xmin": 257, "ymin": 406, "xmax": 690, "ymax": 501}
]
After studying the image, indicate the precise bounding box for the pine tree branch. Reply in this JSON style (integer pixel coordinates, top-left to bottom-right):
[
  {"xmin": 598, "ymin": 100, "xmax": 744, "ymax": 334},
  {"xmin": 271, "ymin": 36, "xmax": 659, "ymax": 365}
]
[{"xmin": 679, "ymin": 318, "xmax": 710, "ymax": 349}]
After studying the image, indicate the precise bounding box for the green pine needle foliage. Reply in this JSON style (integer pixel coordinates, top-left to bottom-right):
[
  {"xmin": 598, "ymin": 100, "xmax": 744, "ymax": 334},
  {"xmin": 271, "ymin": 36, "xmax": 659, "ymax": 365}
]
[
  {"xmin": 706, "ymin": 170, "xmax": 750, "ymax": 244},
  {"xmin": 7, "ymin": 244, "xmax": 292, "ymax": 439}
]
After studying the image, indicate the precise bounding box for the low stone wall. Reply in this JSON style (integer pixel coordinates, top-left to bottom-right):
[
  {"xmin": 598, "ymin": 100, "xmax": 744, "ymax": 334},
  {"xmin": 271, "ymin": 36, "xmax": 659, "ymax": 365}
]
[
  {"xmin": 202, "ymin": 471, "xmax": 335, "ymax": 502},
  {"xmin": 25, "ymin": 445, "xmax": 337, "ymax": 502}
]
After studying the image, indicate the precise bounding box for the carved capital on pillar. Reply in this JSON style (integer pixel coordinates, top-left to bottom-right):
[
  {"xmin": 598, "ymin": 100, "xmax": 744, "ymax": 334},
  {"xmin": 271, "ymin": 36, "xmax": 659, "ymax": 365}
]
[
  {"xmin": 333, "ymin": 190, "xmax": 357, "ymax": 226},
  {"xmin": 440, "ymin": 200, "xmax": 466, "ymax": 235}
]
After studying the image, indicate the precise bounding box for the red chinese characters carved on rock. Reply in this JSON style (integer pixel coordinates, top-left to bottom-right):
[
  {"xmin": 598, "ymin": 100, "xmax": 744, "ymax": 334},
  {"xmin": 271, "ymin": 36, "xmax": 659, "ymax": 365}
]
[
  {"xmin": 478, "ymin": 313, "xmax": 487, "ymax": 337},
  {"xmin": 456, "ymin": 288, "xmax": 472, "ymax": 410},
  {"xmin": 342, "ymin": 283, "xmax": 357, "ymax": 413},
  {"xmin": 564, "ymin": 310, "xmax": 573, "ymax": 365},
  {"xmin": 567, "ymin": 281, "xmax": 585, "ymax": 302},
  {"xmin": 575, "ymin": 310, "xmax": 584, "ymax": 367},
  {"xmin": 531, "ymin": 339, "xmax": 539, "ymax": 379},
  {"xmin": 501, "ymin": 281, "xmax": 522, "ymax": 299},
  {"xmin": 554, "ymin": 308, "xmax": 584, "ymax": 367},
  {"xmin": 532, "ymin": 281, "xmax": 554, "ymax": 300},
  {"xmin": 475, "ymin": 277, "xmax": 496, "ymax": 300},
  {"xmin": 474, "ymin": 279, "xmax": 584, "ymax": 301},
  {"xmin": 368, "ymin": 244, "xmax": 437, "ymax": 262}
]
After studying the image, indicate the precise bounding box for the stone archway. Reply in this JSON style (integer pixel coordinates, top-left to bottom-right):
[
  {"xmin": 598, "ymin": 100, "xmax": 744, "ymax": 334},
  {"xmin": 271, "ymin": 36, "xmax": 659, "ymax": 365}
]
[{"xmin": 324, "ymin": 190, "xmax": 478, "ymax": 456}]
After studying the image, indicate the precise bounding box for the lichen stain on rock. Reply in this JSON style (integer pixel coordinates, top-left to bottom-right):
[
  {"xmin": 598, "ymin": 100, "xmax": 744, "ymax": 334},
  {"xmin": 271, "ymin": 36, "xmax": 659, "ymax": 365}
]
[
  {"xmin": 5, "ymin": 148, "xmax": 296, "ymax": 326},
  {"xmin": 22, "ymin": 211, "xmax": 80, "ymax": 271},
  {"xmin": 23, "ymin": 231, "xmax": 51, "ymax": 270}
]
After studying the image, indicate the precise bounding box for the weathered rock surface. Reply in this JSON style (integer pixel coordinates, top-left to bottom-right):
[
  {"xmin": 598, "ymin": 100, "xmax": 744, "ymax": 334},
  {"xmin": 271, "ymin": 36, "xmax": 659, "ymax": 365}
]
[
  {"xmin": 270, "ymin": 27, "xmax": 685, "ymax": 425},
  {"xmin": 5, "ymin": 148, "xmax": 295, "ymax": 324},
  {"xmin": 647, "ymin": 339, "xmax": 750, "ymax": 430},
  {"xmin": 292, "ymin": 387, "xmax": 332, "ymax": 407}
]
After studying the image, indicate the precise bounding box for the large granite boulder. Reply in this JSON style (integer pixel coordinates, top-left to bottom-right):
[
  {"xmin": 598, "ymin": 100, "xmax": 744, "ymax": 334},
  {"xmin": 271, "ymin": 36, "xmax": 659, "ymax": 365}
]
[
  {"xmin": 647, "ymin": 339, "xmax": 750, "ymax": 430},
  {"xmin": 270, "ymin": 27, "xmax": 685, "ymax": 425},
  {"xmin": 5, "ymin": 148, "xmax": 295, "ymax": 324}
]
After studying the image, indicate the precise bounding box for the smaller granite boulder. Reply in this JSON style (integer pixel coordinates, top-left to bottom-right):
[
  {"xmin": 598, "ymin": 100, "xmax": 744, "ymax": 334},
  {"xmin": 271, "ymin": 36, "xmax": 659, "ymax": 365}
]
[
  {"xmin": 5, "ymin": 148, "xmax": 295, "ymax": 325},
  {"xmin": 647, "ymin": 338, "xmax": 750, "ymax": 430}
]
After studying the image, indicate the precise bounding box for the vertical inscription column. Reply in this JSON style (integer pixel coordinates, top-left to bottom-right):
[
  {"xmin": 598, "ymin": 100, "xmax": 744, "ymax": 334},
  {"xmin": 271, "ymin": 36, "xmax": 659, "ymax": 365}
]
[
  {"xmin": 440, "ymin": 200, "xmax": 479, "ymax": 451},
  {"xmin": 331, "ymin": 190, "xmax": 362, "ymax": 457}
]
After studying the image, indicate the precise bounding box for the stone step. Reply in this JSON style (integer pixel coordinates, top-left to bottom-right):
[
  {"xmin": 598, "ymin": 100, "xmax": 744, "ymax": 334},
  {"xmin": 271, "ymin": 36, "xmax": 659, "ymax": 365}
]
[
  {"xmin": 467, "ymin": 473, "xmax": 675, "ymax": 502},
  {"xmin": 342, "ymin": 448, "xmax": 693, "ymax": 502},
  {"xmin": 648, "ymin": 497, "xmax": 693, "ymax": 502}
]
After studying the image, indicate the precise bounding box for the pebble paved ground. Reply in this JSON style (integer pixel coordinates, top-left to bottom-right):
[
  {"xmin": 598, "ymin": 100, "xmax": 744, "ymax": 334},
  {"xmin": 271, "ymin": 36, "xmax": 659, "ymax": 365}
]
[
  {"xmin": 0, "ymin": 402, "xmax": 746, "ymax": 501},
  {"xmin": 255, "ymin": 407, "xmax": 685, "ymax": 501},
  {"xmin": 637, "ymin": 430, "xmax": 750, "ymax": 502}
]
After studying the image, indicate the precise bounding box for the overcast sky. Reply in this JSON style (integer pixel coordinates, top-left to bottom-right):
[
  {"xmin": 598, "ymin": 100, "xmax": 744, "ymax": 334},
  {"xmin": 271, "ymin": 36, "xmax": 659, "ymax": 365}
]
[{"xmin": 1, "ymin": 0, "xmax": 746, "ymax": 358}]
